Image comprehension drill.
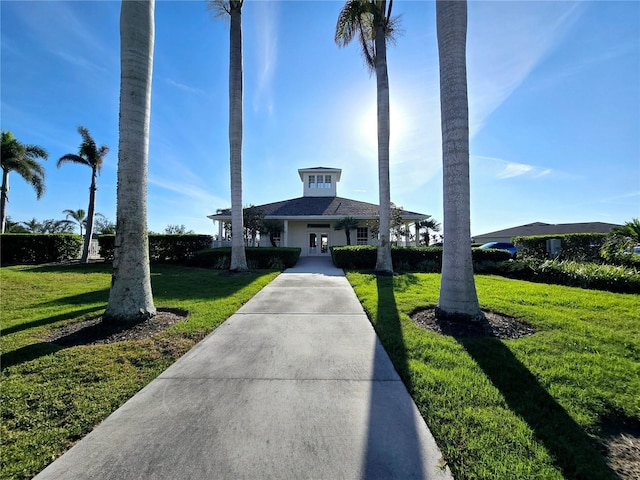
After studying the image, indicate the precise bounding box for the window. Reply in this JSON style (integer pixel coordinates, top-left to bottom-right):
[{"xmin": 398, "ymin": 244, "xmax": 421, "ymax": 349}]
[
  {"xmin": 309, "ymin": 175, "xmax": 316, "ymax": 188},
  {"xmin": 324, "ymin": 175, "xmax": 332, "ymax": 189},
  {"xmin": 356, "ymin": 227, "xmax": 368, "ymax": 245}
]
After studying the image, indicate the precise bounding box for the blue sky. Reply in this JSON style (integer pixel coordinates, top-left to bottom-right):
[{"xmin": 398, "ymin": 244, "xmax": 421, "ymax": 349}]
[{"xmin": 2, "ymin": 0, "xmax": 638, "ymax": 237}]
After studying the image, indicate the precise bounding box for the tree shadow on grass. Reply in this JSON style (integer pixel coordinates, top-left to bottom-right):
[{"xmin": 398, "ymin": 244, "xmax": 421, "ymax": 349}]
[
  {"xmin": 459, "ymin": 337, "xmax": 617, "ymax": 480},
  {"xmin": 2, "ymin": 305, "xmax": 105, "ymax": 336}
]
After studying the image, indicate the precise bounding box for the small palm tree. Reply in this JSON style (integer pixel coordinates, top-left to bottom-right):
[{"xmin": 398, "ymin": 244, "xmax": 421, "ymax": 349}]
[
  {"xmin": 416, "ymin": 217, "xmax": 441, "ymax": 246},
  {"xmin": 63, "ymin": 208, "xmax": 87, "ymax": 236},
  {"xmin": 334, "ymin": 216, "xmax": 360, "ymax": 245},
  {"xmin": 335, "ymin": 0, "xmax": 398, "ymax": 274},
  {"xmin": 260, "ymin": 219, "xmax": 283, "ymax": 247},
  {"xmin": 1, "ymin": 131, "xmax": 48, "ymax": 233},
  {"xmin": 602, "ymin": 218, "xmax": 640, "ymax": 260},
  {"xmin": 611, "ymin": 218, "xmax": 640, "ymax": 243},
  {"xmin": 58, "ymin": 126, "xmax": 109, "ymax": 263},
  {"xmin": 20, "ymin": 217, "xmax": 43, "ymax": 233}
]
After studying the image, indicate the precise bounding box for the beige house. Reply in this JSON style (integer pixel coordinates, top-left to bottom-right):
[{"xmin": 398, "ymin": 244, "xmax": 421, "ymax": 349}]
[{"xmin": 208, "ymin": 167, "xmax": 428, "ymax": 256}]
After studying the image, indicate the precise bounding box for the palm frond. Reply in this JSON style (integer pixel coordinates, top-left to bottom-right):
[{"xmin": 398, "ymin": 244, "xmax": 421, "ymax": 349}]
[
  {"xmin": 57, "ymin": 154, "xmax": 88, "ymax": 169},
  {"xmin": 208, "ymin": 0, "xmax": 231, "ymax": 18}
]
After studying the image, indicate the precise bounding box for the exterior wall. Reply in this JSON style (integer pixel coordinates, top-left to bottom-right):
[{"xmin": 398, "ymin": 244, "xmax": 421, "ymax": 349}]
[
  {"xmin": 301, "ymin": 172, "xmax": 337, "ymax": 197},
  {"xmin": 287, "ymin": 220, "xmax": 376, "ymax": 255}
]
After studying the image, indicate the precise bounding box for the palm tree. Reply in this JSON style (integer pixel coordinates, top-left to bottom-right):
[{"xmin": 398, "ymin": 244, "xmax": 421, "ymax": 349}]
[
  {"xmin": 57, "ymin": 127, "xmax": 109, "ymax": 263},
  {"xmin": 104, "ymin": 0, "xmax": 156, "ymax": 323},
  {"xmin": 260, "ymin": 219, "xmax": 283, "ymax": 247},
  {"xmin": 334, "ymin": 216, "xmax": 360, "ymax": 245},
  {"xmin": 435, "ymin": 0, "xmax": 481, "ymax": 321},
  {"xmin": 20, "ymin": 218, "xmax": 43, "ymax": 233},
  {"xmin": 209, "ymin": 0, "xmax": 247, "ymax": 272},
  {"xmin": 416, "ymin": 217, "xmax": 441, "ymax": 246},
  {"xmin": 335, "ymin": 0, "xmax": 397, "ymax": 274},
  {"xmin": 63, "ymin": 208, "xmax": 87, "ymax": 236},
  {"xmin": 602, "ymin": 218, "xmax": 640, "ymax": 260},
  {"xmin": 1, "ymin": 131, "xmax": 48, "ymax": 233}
]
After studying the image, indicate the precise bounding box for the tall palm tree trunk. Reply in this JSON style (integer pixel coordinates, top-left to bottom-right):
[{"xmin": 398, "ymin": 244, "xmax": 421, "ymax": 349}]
[
  {"xmin": 435, "ymin": 0, "xmax": 481, "ymax": 320},
  {"xmin": 104, "ymin": 0, "xmax": 156, "ymax": 322},
  {"xmin": 80, "ymin": 170, "xmax": 98, "ymax": 263},
  {"xmin": 229, "ymin": 3, "xmax": 247, "ymax": 272},
  {"xmin": 1, "ymin": 170, "xmax": 9, "ymax": 234},
  {"xmin": 374, "ymin": 18, "xmax": 393, "ymax": 274}
]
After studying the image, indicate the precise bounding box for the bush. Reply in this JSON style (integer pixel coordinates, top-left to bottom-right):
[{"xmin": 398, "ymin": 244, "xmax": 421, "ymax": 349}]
[
  {"xmin": 98, "ymin": 235, "xmax": 213, "ymax": 263},
  {"xmin": 331, "ymin": 245, "xmax": 377, "ymax": 269},
  {"xmin": 513, "ymin": 233, "xmax": 608, "ymax": 262},
  {"xmin": 532, "ymin": 260, "xmax": 640, "ymax": 294},
  {"xmin": 192, "ymin": 247, "xmax": 301, "ymax": 270},
  {"xmin": 331, "ymin": 246, "xmax": 511, "ymax": 271},
  {"xmin": 0, "ymin": 234, "xmax": 82, "ymax": 265}
]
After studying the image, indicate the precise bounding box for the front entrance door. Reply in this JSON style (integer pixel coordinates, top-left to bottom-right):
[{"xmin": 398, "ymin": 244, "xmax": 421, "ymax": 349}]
[{"xmin": 308, "ymin": 232, "xmax": 329, "ymax": 255}]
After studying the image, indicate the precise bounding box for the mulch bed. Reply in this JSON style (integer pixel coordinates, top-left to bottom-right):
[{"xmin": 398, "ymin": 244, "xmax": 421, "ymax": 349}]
[
  {"xmin": 45, "ymin": 309, "xmax": 188, "ymax": 346},
  {"xmin": 411, "ymin": 308, "xmax": 536, "ymax": 340}
]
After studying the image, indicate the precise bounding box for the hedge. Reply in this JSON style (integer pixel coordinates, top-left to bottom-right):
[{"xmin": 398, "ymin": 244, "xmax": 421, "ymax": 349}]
[
  {"xmin": 98, "ymin": 235, "xmax": 213, "ymax": 263},
  {"xmin": 192, "ymin": 247, "xmax": 301, "ymax": 270},
  {"xmin": 512, "ymin": 233, "xmax": 608, "ymax": 262},
  {"xmin": 0, "ymin": 234, "xmax": 82, "ymax": 265},
  {"xmin": 331, "ymin": 246, "xmax": 512, "ymax": 271}
]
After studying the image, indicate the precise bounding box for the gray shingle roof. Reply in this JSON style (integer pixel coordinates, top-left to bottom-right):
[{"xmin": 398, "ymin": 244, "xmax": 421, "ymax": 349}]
[
  {"xmin": 475, "ymin": 221, "xmax": 621, "ymax": 239},
  {"xmin": 209, "ymin": 196, "xmax": 427, "ymax": 220}
]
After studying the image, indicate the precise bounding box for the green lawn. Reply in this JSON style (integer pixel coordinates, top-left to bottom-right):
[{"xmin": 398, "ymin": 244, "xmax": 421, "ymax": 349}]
[
  {"xmin": 0, "ymin": 263, "xmax": 279, "ymax": 480},
  {"xmin": 347, "ymin": 272, "xmax": 639, "ymax": 480}
]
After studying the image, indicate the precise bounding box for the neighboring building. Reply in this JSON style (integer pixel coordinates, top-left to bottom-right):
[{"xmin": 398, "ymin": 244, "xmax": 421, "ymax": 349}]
[
  {"xmin": 473, "ymin": 221, "xmax": 621, "ymax": 243},
  {"xmin": 208, "ymin": 167, "xmax": 429, "ymax": 256}
]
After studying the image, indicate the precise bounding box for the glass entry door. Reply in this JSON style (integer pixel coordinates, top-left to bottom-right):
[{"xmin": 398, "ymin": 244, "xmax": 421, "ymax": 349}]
[{"xmin": 308, "ymin": 232, "xmax": 329, "ymax": 255}]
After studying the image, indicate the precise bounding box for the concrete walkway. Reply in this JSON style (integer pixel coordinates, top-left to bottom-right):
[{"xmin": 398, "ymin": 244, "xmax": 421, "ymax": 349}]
[{"xmin": 35, "ymin": 257, "xmax": 453, "ymax": 480}]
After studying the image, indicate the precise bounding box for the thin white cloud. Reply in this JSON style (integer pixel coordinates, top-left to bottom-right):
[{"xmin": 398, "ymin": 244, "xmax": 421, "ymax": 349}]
[
  {"xmin": 467, "ymin": 2, "xmax": 585, "ymax": 137},
  {"xmin": 52, "ymin": 50, "xmax": 108, "ymax": 73},
  {"xmin": 148, "ymin": 175, "xmax": 228, "ymax": 210},
  {"xmin": 166, "ymin": 78, "xmax": 206, "ymax": 96},
  {"xmin": 472, "ymin": 155, "xmax": 555, "ymax": 180},
  {"xmin": 251, "ymin": 1, "xmax": 278, "ymax": 114}
]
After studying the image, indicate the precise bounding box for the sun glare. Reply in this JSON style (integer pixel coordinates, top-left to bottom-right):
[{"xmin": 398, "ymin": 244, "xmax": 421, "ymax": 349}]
[{"xmin": 358, "ymin": 101, "xmax": 407, "ymax": 152}]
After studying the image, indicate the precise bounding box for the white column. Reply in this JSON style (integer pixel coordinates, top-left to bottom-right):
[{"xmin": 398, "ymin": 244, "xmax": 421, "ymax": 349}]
[
  {"xmin": 218, "ymin": 220, "xmax": 223, "ymax": 247},
  {"xmin": 283, "ymin": 220, "xmax": 289, "ymax": 247}
]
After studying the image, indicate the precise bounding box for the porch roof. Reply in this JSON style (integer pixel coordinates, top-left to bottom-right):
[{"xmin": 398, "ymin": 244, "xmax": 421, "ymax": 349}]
[{"xmin": 208, "ymin": 196, "xmax": 427, "ymax": 221}]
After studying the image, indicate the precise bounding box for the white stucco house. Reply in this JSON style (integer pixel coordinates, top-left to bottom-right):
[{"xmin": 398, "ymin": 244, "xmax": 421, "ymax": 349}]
[{"xmin": 208, "ymin": 167, "xmax": 429, "ymax": 256}]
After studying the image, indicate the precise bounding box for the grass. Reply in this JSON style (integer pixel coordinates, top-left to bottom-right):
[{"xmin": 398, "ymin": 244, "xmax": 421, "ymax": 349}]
[
  {"xmin": 346, "ymin": 272, "xmax": 639, "ymax": 480},
  {"xmin": 0, "ymin": 263, "xmax": 279, "ymax": 480}
]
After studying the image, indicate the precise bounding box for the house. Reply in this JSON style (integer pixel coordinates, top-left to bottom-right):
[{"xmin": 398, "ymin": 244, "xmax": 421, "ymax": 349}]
[
  {"xmin": 208, "ymin": 167, "xmax": 429, "ymax": 256},
  {"xmin": 473, "ymin": 221, "xmax": 621, "ymax": 244}
]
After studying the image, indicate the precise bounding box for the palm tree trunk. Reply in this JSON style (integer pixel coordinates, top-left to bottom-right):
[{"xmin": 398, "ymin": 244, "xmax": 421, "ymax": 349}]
[
  {"xmin": 104, "ymin": 0, "xmax": 156, "ymax": 322},
  {"xmin": 229, "ymin": 3, "xmax": 247, "ymax": 272},
  {"xmin": 374, "ymin": 14, "xmax": 393, "ymax": 274},
  {"xmin": 1, "ymin": 169, "xmax": 8, "ymax": 234},
  {"xmin": 435, "ymin": 0, "xmax": 481, "ymax": 320},
  {"xmin": 80, "ymin": 170, "xmax": 97, "ymax": 263}
]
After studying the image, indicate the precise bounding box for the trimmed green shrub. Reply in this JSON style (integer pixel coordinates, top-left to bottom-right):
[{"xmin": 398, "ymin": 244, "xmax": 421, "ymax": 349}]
[
  {"xmin": 331, "ymin": 245, "xmax": 377, "ymax": 269},
  {"xmin": 331, "ymin": 246, "xmax": 510, "ymax": 271},
  {"xmin": 0, "ymin": 234, "xmax": 82, "ymax": 265},
  {"xmin": 513, "ymin": 233, "xmax": 608, "ymax": 262},
  {"xmin": 192, "ymin": 247, "xmax": 301, "ymax": 270},
  {"xmin": 532, "ymin": 260, "xmax": 640, "ymax": 294},
  {"xmin": 98, "ymin": 235, "xmax": 213, "ymax": 263}
]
